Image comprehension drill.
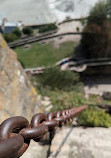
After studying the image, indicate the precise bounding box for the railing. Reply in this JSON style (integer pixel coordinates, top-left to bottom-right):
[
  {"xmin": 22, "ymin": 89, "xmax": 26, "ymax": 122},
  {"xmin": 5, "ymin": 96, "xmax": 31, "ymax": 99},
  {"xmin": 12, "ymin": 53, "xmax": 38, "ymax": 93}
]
[
  {"xmin": 8, "ymin": 30, "xmax": 58, "ymax": 48},
  {"xmin": 8, "ymin": 32, "xmax": 84, "ymax": 48},
  {"xmin": 0, "ymin": 106, "xmax": 87, "ymax": 158},
  {"xmin": 24, "ymin": 58, "xmax": 111, "ymax": 75}
]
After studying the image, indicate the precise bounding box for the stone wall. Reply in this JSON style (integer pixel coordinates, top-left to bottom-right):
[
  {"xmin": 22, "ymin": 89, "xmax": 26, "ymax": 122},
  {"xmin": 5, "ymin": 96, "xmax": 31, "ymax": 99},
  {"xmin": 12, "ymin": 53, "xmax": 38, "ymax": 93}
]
[{"xmin": 0, "ymin": 34, "xmax": 44, "ymax": 123}]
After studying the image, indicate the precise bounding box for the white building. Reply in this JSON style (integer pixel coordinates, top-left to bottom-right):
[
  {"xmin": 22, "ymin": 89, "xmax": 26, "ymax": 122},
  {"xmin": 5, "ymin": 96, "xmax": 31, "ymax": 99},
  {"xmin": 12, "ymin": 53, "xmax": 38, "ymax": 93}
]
[{"xmin": 0, "ymin": 19, "xmax": 22, "ymax": 33}]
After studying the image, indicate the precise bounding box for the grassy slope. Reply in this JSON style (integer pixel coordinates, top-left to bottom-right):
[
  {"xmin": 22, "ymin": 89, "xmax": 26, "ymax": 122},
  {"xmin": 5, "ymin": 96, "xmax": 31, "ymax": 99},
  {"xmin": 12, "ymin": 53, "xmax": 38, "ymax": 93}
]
[
  {"xmin": 14, "ymin": 42, "xmax": 75, "ymax": 68},
  {"xmin": 14, "ymin": 41, "xmax": 111, "ymax": 108}
]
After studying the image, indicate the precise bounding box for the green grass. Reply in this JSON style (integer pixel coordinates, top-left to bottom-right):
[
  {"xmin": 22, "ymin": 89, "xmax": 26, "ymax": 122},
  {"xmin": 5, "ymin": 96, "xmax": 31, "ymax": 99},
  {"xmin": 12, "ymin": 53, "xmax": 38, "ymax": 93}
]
[
  {"xmin": 30, "ymin": 67, "xmax": 86, "ymax": 111},
  {"xmin": 86, "ymin": 94, "xmax": 111, "ymax": 106},
  {"xmin": 14, "ymin": 42, "xmax": 75, "ymax": 68}
]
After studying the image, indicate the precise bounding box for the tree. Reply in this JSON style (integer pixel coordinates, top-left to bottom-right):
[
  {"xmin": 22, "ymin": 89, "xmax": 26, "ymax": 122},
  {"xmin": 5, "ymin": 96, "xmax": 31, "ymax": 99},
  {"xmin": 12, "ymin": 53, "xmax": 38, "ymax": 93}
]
[
  {"xmin": 39, "ymin": 23, "xmax": 57, "ymax": 33},
  {"xmin": 4, "ymin": 33, "xmax": 18, "ymax": 42},
  {"xmin": 81, "ymin": 0, "xmax": 111, "ymax": 58},
  {"xmin": 81, "ymin": 21, "xmax": 111, "ymax": 58},
  {"xmin": 23, "ymin": 27, "xmax": 33, "ymax": 35},
  {"xmin": 87, "ymin": 1, "xmax": 107, "ymax": 26},
  {"xmin": 12, "ymin": 27, "xmax": 22, "ymax": 38}
]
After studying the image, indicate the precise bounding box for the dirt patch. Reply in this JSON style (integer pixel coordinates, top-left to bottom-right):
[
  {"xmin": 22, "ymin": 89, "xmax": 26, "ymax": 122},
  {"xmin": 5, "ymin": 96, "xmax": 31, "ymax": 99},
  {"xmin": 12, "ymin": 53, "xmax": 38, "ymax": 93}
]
[{"xmin": 53, "ymin": 35, "xmax": 81, "ymax": 48}]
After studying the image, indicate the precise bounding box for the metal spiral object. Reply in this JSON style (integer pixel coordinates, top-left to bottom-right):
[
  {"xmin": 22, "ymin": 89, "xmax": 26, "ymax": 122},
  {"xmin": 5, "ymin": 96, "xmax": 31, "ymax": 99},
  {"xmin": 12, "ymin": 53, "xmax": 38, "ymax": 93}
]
[{"xmin": 0, "ymin": 106, "xmax": 87, "ymax": 158}]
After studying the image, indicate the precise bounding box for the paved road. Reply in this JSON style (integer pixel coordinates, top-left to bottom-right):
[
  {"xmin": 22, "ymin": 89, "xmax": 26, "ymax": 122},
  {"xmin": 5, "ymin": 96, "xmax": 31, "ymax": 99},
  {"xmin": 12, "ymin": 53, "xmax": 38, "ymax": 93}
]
[
  {"xmin": 50, "ymin": 127, "xmax": 111, "ymax": 158},
  {"xmin": 84, "ymin": 77, "xmax": 111, "ymax": 96}
]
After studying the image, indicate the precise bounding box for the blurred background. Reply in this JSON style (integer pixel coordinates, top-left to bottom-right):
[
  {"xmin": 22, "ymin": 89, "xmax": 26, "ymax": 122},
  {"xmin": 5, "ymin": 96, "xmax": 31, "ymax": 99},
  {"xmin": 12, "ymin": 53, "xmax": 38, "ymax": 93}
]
[{"xmin": 1, "ymin": 0, "xmax": 111, "ymax": 158}]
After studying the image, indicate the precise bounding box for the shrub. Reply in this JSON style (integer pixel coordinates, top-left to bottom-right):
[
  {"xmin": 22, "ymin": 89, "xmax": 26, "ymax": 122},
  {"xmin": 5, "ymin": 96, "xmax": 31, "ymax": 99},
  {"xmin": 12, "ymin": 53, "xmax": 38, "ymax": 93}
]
[
  {"xmin": 81, "ymin": 21, "xmax": 111, "ymax": 58},
  {"xmin": 50, "ymin": 90, "xmax": 86, "ymax": 111},
  {"xmin": 81, "ymin": 0, "xmax": 111, "ymax": 58},
  {"xmin": 65, "ymin": 16, "xmax": 71, "ymax": 21},
  {"xmin": 76, "ymin": 27, "xmax": 80, "ymax": 32},
  {"xmin": 37, "ymin": 67, "xmax": 79, "ymax": 90},
  {"xmin": 30, "ymin": 68, "xmax": 85, "ymax": 112},
  {"xmin": 3, "ymin": 33, "xmax": 18, "ymax": 42},
  {"xmin": 12, "ymin": 27, "xmax": 22, "ymax": 38},
  {"xmin": 87, "ymin": 1, "xmax": 107, "ymax": 26},
  {"xmin": 32, "ymin": 68, "xmax": 84, "ymax": 111},
  {"xmin": 80, "ymin": 18, "xmax": 86, "ymax": 26},
  {"xmin": 23, "ymin": 27, "xmax": 33, "ymax": 35},
  {"xmin": 78, "ymin": 107, "xmax": 111, "ymax": 128},
  {"xmin": 39, "ymin": 23, "xmax": 57, "ymax": 33}
]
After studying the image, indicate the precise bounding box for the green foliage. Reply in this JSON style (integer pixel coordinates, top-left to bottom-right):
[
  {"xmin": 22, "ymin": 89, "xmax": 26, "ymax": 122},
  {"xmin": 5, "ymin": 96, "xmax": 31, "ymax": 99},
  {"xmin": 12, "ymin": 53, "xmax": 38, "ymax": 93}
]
[
  {"xmin": 81, "ymin": 0, "xmax": 111, "ymax": 58},
  {"xmin": 80, "ymin": 18, "xmax": 86, "ymax": 26},
  {"xmin": 81, "ymin": 21, "xmax": 111, "ymax": 58},
  {"xmin": 31, "ymin": 75, "xmax": 85, "ymax": 111},
  {"xmin": 3, "ymin": 27, "xmax": 22, "ymax": 42},
  {"xmin": 50, "ymin": 90, "xmax": 86, "ymax": 111},
  {"xmin": 37, "ymin": 68, "xmax": 80, "ymax": 91},
  {"xmin": 30, "ymin": 68, "xmax": 85, "ymax": 112},
  {"xmin": 14, "ymin": 42, "xmax": 75, "ymax": 68},
  {"xmin": 78, "ymin": 107, "xmax": 111, "ymax": 128},
  {"xmin": 76, "ymin": 27, "xmax": 80, "ymax": 32},
  {"xmin": 12, "ymin": 27, "xmax": 22, "ymax": 38},
  {"xmin": 3, "ymin": 33, "xmax": 18, "ymax": 42},
  {"xmin": 88, "ymin": 1, "xmax": 107, "ymax": 26},
  {"xmin": 23, "ymin": 27, "xmax": 33, "ymax": 35},
  {"xmin": 65, "ymin": 16, "xmax": 71, "ymax": 21},
  {"xmin": 39, "ymin": 23, "xmax": 57, "ymax": 33}
]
